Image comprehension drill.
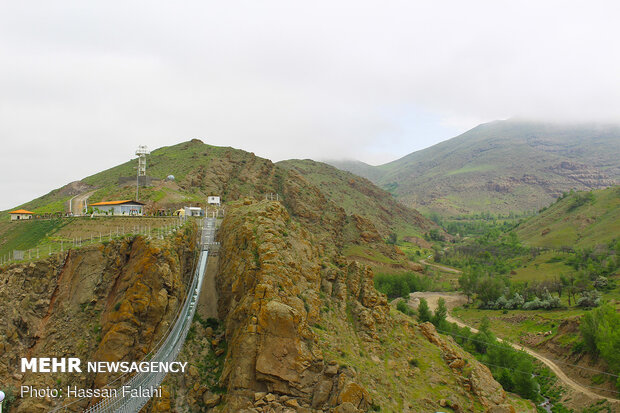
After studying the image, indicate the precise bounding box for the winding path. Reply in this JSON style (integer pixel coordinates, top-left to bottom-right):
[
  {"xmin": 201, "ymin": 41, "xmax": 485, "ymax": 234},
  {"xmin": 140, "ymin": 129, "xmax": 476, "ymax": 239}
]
[
  {"xmin": 419, "ymin": 259, "xmax": 462, "ymax": 274},
  {"xmin": 69, "ymin": 190, "xmax": 96, "ymax": 216},
  {"xmin": 408, "ymin": 292, "xmax": 619, "ymax": 405}
]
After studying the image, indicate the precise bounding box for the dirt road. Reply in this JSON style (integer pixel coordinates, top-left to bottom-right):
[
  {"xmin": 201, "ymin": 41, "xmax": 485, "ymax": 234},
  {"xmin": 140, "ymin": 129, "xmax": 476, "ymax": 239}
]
[
  {"xmin": 419, "ymin": 259, "xmax": 462, "ymax": 274},
  {"xmin": 408, "ymin": 292, "xmax": 620, "ymax": 405},
  {"xmin": 69, "ymin": 190, "xmax": 96, "ymax": 216}
]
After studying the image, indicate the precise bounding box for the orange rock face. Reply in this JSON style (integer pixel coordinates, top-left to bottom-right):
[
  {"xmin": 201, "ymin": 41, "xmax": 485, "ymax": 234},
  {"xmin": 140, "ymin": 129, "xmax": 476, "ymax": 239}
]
[{"xmin": 0, "ymin": 228, "xmax": 197, "ymax": 412}]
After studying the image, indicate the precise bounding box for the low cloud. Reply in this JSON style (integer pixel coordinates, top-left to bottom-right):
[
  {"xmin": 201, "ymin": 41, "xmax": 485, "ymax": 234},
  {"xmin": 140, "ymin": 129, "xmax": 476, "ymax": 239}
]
[{"xmin": 1, "ymin": 1, "xmax": 619, "ymax": 208}]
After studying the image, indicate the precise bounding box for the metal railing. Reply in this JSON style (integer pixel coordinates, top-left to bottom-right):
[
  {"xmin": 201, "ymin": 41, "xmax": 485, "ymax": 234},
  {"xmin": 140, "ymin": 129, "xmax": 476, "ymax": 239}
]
[{"xmin": 59, "ymin": 218, "xmax": 216, "ymax": 413}]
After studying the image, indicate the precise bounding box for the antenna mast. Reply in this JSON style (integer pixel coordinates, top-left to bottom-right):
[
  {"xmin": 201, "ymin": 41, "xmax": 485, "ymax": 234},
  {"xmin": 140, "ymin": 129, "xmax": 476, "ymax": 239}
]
[{"xmin": 135, "ymin": 145, "xmax": 150, "ymax": 201}]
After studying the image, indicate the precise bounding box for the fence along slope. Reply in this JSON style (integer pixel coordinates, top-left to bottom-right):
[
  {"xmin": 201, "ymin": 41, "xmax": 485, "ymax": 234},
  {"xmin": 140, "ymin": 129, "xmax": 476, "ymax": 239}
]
[{"xmin": 78, "ymin": 218, "xmax": 216, "ymax": 413}]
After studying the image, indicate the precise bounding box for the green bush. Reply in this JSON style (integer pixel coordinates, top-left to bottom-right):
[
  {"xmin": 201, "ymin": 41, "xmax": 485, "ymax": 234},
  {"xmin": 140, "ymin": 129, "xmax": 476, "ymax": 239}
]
[
  {"xmin": 417, "ymin": 298, "xmax": 432, "ymax": 323},
  {"xmin": 396, "ymin": 300, "xmax": 411, "ymax": 315},
  {"xmin": 432, "ymin": 298, "xmax": 448, "ymax": 328},
  {"xmin": 580, "ymin": 303, "xmax": 620, "ymax": 390},
  {"xmin": 374, "ymin": 272, "xmax": 434, "ymax": 299}
]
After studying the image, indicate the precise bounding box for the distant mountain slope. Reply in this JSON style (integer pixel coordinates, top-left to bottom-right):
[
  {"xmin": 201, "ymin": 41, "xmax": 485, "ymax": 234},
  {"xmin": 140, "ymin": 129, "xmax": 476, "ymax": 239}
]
[
  {"xmin": 5, "ymin": 139, "xmax": 437, "ymax": 241},
  {"xmin": 516, "ymin": 186, "xmax": 620, "ymax": 249},
  {"xmin": 325, "ymin": 159, "xmax": 386, "ymax": 183},
  {"xmin": 277, "ymin": 159, "xmax": 436, "ymax": 237},
  {"xmin": 329, "ymin": 120, "xmax": 620, "ymax": 215}
]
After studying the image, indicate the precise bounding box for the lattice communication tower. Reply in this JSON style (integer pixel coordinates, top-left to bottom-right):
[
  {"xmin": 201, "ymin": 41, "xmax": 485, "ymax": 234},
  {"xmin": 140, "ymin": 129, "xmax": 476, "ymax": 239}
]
[{"xmin": 135, "ymin": 145, "xmax": 150, "ymax": 200}]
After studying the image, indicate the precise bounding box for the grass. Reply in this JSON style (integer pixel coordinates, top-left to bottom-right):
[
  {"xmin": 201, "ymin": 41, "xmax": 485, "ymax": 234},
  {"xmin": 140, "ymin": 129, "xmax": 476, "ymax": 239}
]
[
  {"xmin": 312, "ymin": 306, "xmax": 510, "ymax": 412},
  {"xmin": 0, "ymin": 216, "xmax": 185, "ymax": 264},
  {"xmin": 516, "ymin": 186, "xmax": 620, "ymax": 249},
  {"xmin": 445, "ymin": 163, "xmax": 496, "ymax": 176},
  {"xmin": 337, "ymin": 121, "xmax": 620, "ymax": 216},
  {"xmin": 0, "ymin": 218, "xmax": 69, "ymax": 258},
  {"xmin": 32, "ymin": 196, "xmax": 72, "ymax": 214},
  {"xmin": 343, "ymin": 244, "xmax": 400, "ymax": 265},
  {"xmin": 450, "ymin": 298, "xmax": 616, "ymax": 346},
  {"xmin": 277, "ymin": 159, "xmax": 430, "ymax": 239},
  {"xmin": 509, "ymin": 251, "xmax": 574, "ymax": 282}
]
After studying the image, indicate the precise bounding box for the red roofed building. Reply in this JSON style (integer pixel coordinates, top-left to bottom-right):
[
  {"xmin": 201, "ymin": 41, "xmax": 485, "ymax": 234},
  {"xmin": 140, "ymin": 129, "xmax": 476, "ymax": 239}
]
[{"xmin": 9, "ymin": 209, "xmax": 34, "ymax": 220}]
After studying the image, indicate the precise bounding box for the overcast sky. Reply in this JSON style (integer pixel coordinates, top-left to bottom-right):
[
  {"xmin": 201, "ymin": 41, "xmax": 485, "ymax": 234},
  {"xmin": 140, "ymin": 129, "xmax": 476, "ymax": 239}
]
[{"xmin": 1, "ymin": 1, "xmax": 620, "ymax": 210}]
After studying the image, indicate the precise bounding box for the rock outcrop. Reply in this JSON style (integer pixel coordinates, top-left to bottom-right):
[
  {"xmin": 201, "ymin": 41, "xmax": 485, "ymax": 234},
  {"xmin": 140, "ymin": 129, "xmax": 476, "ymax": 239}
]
[
  {"xmin": 213, "ymin": 200, "xmax": 382, "ymax": 411},
  {"xmin": 419, "ymin": 322, "xmax": 517, "ymax": 412},
  {"xmin": 0, "ymin": 227, "xmax": 197, "ymax": 412},
  {"xmin": 164, "ymin": 199, "xmax": 528, "ymax": 412}
]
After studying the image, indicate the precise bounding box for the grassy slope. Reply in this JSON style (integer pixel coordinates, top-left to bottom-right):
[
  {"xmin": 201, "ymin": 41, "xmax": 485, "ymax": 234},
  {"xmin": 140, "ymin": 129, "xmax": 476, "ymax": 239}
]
[
  {"xmin": 0, "ymin": 217, "xmax": 182, "ymax": 260},
  {"xmin": 2, "ymin": 141, "xmax": 440, "ymax": 265},
  {"xmin": 516, "ymin": 186, "xmax": 620, "ymax": 249},
  {"xmin": 277, "ymin": 159, "xmax": 436, "ymax": 238},
  {"xmin": 2, "ymin": 140, "xmax": 232, "ymax": 216},
  {"xmin": 329, "ymin": 120, "xmax": 620, "ymax": 216}
]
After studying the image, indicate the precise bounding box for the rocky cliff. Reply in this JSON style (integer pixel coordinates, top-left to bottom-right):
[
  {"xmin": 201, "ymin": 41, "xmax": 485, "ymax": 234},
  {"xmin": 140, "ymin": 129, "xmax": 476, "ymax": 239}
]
[
  {"xmin": 158, "ymin": 200, "xmax": 533, "ymax": 412},
  {"xmin": 0, "ymin": 225, "xmax": 197, "ymax": 412}
]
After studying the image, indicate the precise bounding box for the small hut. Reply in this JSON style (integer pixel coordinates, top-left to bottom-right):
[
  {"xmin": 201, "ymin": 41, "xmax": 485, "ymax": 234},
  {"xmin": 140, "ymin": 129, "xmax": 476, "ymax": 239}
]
[{"xmin": 9, "ymin": 209, "xmax": 34, "ymax": 221}]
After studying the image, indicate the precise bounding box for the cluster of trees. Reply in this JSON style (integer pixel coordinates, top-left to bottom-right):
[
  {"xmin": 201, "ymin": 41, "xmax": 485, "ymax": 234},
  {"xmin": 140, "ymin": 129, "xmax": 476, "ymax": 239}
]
[
  {"xmin": 424, "ymin": 228, "xmax": 446, "ymax": 242},
  {"xmin": 565, "ymin": 241, "xmax": 620, "ymax": 279},
  {"xmin": 478, "ymin": 286, "xmax": 562, "ymax": 310},
  {"xmin": 374, "ymin": 272, "xmax": 434, "ymax": 299},
  {"xmin": 430, "ymin": 211, "xmax": 532, "ymax": 238},
  {"xmin": 580, "ymin": 303, "xmax": 620, "ymax": 390},
  {"xmin": 407, "ymin": 299, "xmax": 540, "ymax": 401},
  {"xmin": 443, "ymin": 317, "xmax": 539, "ymax": 400},
  {"xmin": 453, "ymin": 235, "xmax": 619, "ymax": 310},
  {"xmin": 486, "ymin": 290, "xmax": 562, "ymax": 310},
  {"xmin": 566, "ymin": 191, "xmax": 595, "ymax": 212},
  {"xmin": 439, "ymin": 231, "xmax": 530, "ymax": 275},
  {"xmin": 415, "ymin": 297, "xmax": 448, "ymax": 329}
]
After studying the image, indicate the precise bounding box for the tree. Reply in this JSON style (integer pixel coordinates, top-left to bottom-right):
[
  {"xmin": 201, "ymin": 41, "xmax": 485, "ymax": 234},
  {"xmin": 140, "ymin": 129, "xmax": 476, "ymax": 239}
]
[
  {"xmin": 417, "ymin": 298, "xmax": 432, "ymax": 323},
  {"xmin": 477, "ymin": 276, "xmax": 504, "ymax": 305},
  {"xmin": 459, "ymin": 270, "xmax": 479, "ymax": 303},
  {"xmin": 396, "ymin": 300, "xmax": 412, "ymax": 316},
  {"xmin": 580, "ymin": 306, "xmax": 602, "ymax": 353},
  {"xmin": 473, "ymin": 317, "xmax": 494, "ymax": 354},
  {"xmin": 595, "ymin": 305, "xmax": 620, "ymax": 374},
  {"xmin": 386, "ymin": 232, "xmax": 397, "ymax": 245},
  {"xmin": 432, "ymin": 297, "xmax": 448, "ymax": 328},
  {"xmin": 576, "ymin": 290, "xmax": 601, "ymax": 308}
]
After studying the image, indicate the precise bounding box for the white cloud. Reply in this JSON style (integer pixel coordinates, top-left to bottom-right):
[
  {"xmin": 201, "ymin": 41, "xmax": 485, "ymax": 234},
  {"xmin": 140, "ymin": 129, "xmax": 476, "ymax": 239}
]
[{"xmin": 1, "ymin": 0, "xmax": 620, "ymax": 208}]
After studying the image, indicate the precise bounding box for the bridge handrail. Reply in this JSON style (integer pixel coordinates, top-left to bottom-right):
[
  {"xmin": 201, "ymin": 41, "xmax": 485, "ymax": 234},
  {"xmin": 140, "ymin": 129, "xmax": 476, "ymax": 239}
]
[{"xmin": 53, "ymin": 218, "xmax": 216, "ymax": 413}]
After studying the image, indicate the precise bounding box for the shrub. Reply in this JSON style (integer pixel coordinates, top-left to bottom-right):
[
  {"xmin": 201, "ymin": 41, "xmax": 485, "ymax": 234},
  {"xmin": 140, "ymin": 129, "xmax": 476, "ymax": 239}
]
[
  {"xmin": 432, "ymin": 298, "xmax": 448, "ymax": 328},
  {"xmin": 576, "ymin": 290, "xmax": 601, "ymax": 308},
  {"xmin": 374, "ymin": 272, "xmax": 434, "ymax": 299},
  {"xmin": 396, "ymin": 300, "xmax": 413, "ymax": 316},
  {"xmin": 580, "ymin": 303, "xmax": 620, "ymax": 389},
  {"xmin": 417, "ymin": 298, "xmax": 432, "ymax": 323}
]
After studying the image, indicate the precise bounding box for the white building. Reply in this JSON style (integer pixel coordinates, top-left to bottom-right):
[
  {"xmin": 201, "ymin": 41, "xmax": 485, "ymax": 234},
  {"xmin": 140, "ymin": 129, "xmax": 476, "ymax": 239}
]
[
  {"xmin": 207, "ymin": 196, "xmax": 221, "ymax": 206},
  {"xmin": 89, "ymin": 200, "xmax": 145, "ymax": 216},
  {"xmin": 9, "ymin": 209, "xmax": 33, "ymax": 221},
  {"xmin": 184, "ymin": 206, "xmax": 203, "ymax": 217}
]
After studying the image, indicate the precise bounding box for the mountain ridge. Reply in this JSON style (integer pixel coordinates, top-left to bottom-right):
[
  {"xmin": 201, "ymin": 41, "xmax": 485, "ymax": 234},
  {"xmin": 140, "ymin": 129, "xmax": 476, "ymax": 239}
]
[
  {"xmin": 329, "ymin": 119, "xmax": 620, "ymax": 215},
  {"xmin": 2, "ymin": 139, "xmax": 440, "ymax": 246}
]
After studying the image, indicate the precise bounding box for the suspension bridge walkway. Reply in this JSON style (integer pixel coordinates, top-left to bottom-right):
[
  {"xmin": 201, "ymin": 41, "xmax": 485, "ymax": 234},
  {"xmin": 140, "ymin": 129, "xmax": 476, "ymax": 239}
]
[{"xmin": 54, "ymin": 217, "xmax": 217, "ymax": 413}]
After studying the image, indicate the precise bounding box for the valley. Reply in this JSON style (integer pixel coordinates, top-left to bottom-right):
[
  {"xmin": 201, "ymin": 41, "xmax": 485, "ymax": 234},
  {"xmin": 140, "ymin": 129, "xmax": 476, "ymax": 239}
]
[{"xmin": 0, "ymin": 137, "xmax": 618, "ymax": 413}]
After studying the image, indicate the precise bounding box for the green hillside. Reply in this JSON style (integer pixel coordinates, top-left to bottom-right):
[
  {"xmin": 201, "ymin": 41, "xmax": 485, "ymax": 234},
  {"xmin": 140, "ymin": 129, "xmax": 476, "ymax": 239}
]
[
  {"xmin": 277, "ymin": 159, "xmax": 435, "ymax": 237},
  {"xmin": 516, "ymin": 186, "xmax": 620, "ymax": 249},
  {"xmin": 2, "ymin": 140, "xmax": 439, "ymax": 259},
  {"xmin": 329, "ymin": 120, "xmax": 620, "ymax": 216}
]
